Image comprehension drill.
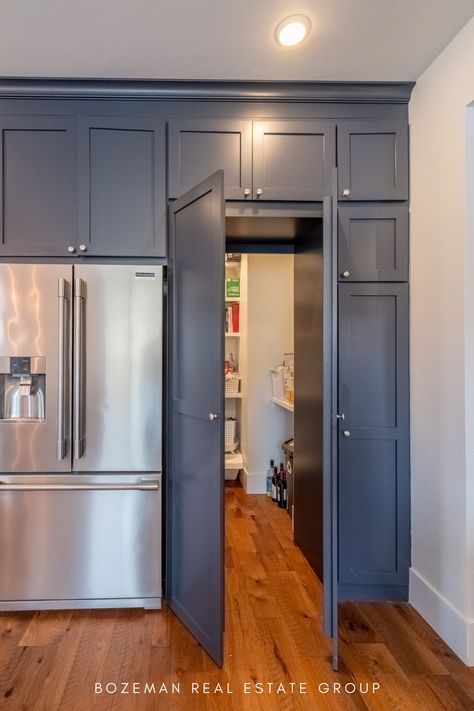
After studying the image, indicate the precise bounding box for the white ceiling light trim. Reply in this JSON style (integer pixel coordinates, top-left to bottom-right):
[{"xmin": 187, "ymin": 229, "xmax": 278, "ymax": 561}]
[{"xmin": 275, "ymin": 14, "xmax": 312, "ymax": 47}]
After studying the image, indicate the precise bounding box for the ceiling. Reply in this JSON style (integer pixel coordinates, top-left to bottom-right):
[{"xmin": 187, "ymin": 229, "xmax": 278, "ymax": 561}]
[{"xmin": 0, "ymin": 0, "xmax": 473, "ymax": 82}]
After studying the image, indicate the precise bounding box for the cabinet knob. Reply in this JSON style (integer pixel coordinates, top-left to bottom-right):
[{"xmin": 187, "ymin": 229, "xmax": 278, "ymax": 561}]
[
  {"xmin": 343, "ymin": 430, "xmax": 351, "ymax": 438},
  {"xmin": 79, "ymin": 244, "xmax": 87, "ymax": 253},
  {"xmin": 67, "ymin": 245, "xmax": 76, "ymax": 253},
  {"xmin": 256, "ymin": 188, "xmax": 263, "ymax": 197},
  {"xmin": 341, "ymin": 270, "xmax": 351, "ymax": 278},
  {"xmin": 208, "ymin": 413, "xmax": 219, "ymax": 422},
  {"xmin": 244, "ymin": 188, "xmax": 250, "ymax": 197},
  {"xmin": 342, "ymin": 188, "xmax": 351, "ymax": 197}
]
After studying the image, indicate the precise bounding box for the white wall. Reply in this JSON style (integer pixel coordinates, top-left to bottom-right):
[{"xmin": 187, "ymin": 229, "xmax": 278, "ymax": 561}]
[
  {"xmin": 409, "ymin": 16, "xmax": 474, "ymax": 663},
  {"xmin": 240, "ymin": 254, "xmax": 294, "ymax": 493}
]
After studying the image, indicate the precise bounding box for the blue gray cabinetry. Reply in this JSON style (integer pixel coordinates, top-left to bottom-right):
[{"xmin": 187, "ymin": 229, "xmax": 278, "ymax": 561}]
[
  {"xmin": 337, "ymin": 282, "xmax": 409, "ymax": 598},
  {"xmin": 338, "ymin": 204, "xmax": 409, "ymax": 282},
  {"xmin": 0, "ymin": 116, "xmax": 76, "ymax": 256},
  {"xmin": 252, "ymin": 120, "xmax": 335, "ymax": 201},
  {"xmin": 168, "ymin": 119, "xmax": 252, "ymax": 200},
  {"xmin": 337, "ymin": 120, "xmax": 408, "ymax": 201},
  {"xmin": 168, "ymin": 118, "xmax": 335, "ymax": 201},
  {"xmin": 78, "ymin": 116, "xmax": 166, "ymax": 256}
]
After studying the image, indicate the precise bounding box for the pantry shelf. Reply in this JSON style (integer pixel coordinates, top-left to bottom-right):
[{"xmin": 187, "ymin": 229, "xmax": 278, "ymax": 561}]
[
  {"xmin": 271, "ymin": 396, "xmax": 294, "ymax": 413},
  {"xmin": 225, "ymin": 392, "xmax": 243, "ymax": 399},
  {"xmin": 225, "ymin": 332, "xmax": 240, "ymax": 337}
]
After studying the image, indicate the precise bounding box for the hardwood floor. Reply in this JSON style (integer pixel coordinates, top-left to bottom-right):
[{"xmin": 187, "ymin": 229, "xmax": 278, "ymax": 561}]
[{"xmin": 1, "ymin": 482, "xmax": 473, "ymax": 710}]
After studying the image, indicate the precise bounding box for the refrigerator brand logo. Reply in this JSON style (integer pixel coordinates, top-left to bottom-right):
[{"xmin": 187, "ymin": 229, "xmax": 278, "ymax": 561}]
[{"xmin": 135, "ymin": 272, "xmax": 156, "ymax": 280}]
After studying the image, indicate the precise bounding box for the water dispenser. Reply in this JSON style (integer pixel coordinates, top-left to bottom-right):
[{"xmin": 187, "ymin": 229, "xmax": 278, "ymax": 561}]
[{"xmin": 0, "ymin": 356, "xmax": 46, "ymax": 421}]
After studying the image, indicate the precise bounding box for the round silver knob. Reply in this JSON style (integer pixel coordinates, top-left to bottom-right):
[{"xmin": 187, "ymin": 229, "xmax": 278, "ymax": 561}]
[
  {"xmin": 256, "ymin": 188, "xmax": 263, "ymax": 197},
  {"xmin": 343, "ymin": 430, "xmax": 351, "ymax": 438},
  {"xmin": 244, "ymin": 188, "xmax": 250, "ymax": 197},
  {"xmin": 341, "ymin": 271, "xmax": 351, "ymax": 278},
  {"xmin": 79, "ymin": 244, "xmax": 87, "ymax": 252},
  {"xmin": 67, "ymin": 245, "xmax": 76, "ymax": 253},
  {"xmin": 342, "ymin": 188, "xmax": 351, "ymax": 197},
  {"xmin": 208, "ymin": 413, "xmax": 219, "ymax": 422}
]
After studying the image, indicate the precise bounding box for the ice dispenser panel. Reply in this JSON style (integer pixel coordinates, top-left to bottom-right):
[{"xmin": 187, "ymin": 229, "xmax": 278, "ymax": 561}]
[{"xmin": 0, "ymin": 356, "xmax": 46, "ymax": 421}]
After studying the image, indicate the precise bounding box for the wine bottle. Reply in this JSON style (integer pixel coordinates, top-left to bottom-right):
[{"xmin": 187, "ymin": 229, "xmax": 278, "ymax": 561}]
[
  {"xmin": 277, "ymin": 463, "xmax": 285, "ymax": 509},
  {"xmin": 281, "ymin": 469, "xmax": 288, "ymax": 510},
  {"xmin": 271, "ymin": 466, "xmax": 278, "ymax": 502},
  {"xmin": 276, "ymin": 463, "xmax": 284, "ymax": 506},
  {"xmin": 266, "ymin": 459, "xmax": 274, "ymax": 498}
]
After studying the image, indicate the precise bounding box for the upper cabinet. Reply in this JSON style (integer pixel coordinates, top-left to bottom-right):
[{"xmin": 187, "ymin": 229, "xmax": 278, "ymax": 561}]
[
  {"xmin": 168, "ymin": 119, "xmax": 252, "ymax": 200},
  {"xmin": 78, "ymin": 116, "xmax": 166, "ymax": 257},
  {"xmin": 0, "ymin": 117, "xmax": 76, "ymax": 256},
  {"xmin": 168, "ymin": 118, "xmax": 336, "ymax": 201},
  {"xmin": 338, "ymin": 204, "xmax": 409, "ymax": 282},
  {"xmin": 337, "ymin": 120, "xmax": 408, "ymax": 201},
  {"xmin": 252, "ymin": 120, "xmax": 335, "ymax": 201}
]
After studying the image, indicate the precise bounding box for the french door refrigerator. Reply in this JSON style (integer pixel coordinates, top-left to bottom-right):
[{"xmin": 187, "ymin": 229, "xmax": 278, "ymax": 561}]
[{"xmin": 0, "ymin": 264, "xmax": 163, "ymax": 610}]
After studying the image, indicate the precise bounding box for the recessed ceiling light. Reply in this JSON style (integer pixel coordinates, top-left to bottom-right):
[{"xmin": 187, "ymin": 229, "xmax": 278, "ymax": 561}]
[{"xmin": 275, "ymin": 14, "xmax": 311, "ymax": 47}]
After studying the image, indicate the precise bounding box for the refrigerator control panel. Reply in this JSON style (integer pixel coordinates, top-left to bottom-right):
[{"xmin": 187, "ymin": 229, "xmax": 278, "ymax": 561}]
[{"xmin": 10, "ymin": 357, "xmax": 31, "ymax": 376}]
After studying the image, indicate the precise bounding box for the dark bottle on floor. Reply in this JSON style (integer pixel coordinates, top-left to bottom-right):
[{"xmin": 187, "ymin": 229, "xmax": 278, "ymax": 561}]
[
  {"xmin": 271, "ymin": 465, "xmax": 278, "ymax": 502},
  {"xmin": 277, "ymin": 463, "xmax": 285, "ymax": 507},
  {"xmin": 278, "ymin": 469, "xmax": 288, "ymax": 510}
]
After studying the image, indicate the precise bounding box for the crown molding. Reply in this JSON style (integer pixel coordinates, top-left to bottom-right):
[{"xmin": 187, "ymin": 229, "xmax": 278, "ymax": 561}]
[{"xmin": 0, "ymin": 78, "xmax": 415, "ymax": 103}]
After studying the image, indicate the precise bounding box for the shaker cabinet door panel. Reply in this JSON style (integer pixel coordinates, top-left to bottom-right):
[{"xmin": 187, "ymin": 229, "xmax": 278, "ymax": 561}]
[
  {"xmin": 78, "ymin": 117, "xmax": 166, "ymax": 256},
  {"xmin": 0, "ymin": 117, "xmax": 76, "ymax": 256},
  {"xmin": 252, "ymin": 120, "xmax": 335, "ymax": 201},
  {"xmin": 338, "ymin": 204, "xmax": 408, "ymax": 281},
  {"xmin": 338, "ymin": 283, "xmax": 409, "ymax": 588},
  {"xmin": 337, "ymin": 120, "xmax": 408, "ymax": 201},
  {"xmin": 168, "ymin": 119, "xmax": 252, "ymax": 200}
]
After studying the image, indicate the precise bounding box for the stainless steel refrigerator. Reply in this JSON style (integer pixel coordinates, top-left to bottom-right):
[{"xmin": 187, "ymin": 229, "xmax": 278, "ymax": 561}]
[{"xmin": 0, "ymin": 264, "xmax": 163, "ymax": 610}]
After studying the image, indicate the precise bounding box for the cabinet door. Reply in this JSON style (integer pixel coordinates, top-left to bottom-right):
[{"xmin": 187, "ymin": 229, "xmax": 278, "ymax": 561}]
[
  {"xmin": 338, "ymin": 284, "xmax": 409, "ymax": 591},
  {"xmin": 78, "ymin": 116, "xmax": 166, "ymax": 256},
  {"xmin": 338, "ymin": 204, "xmax": 408, "ymax": 282},
  {"xmin": 168, "ymin": 119, "xmax": 252, "ymax": 200},
  {"xmin": 168, "ymin": 172, "xmax": 225, "ymax": 665},
  {"xmin": 337, "ymin": 120, "xmax": 408, "ymax": 201},
  {"xmin": 0, "ymin": 117, "xmax": 76, "ymax": 257},
  {"xmin": 252, "ymin": 120, "xmax": 335, "ymax": 201}
]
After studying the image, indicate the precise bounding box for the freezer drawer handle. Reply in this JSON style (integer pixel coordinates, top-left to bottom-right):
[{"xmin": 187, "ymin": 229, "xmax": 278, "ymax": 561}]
[
  {"xmin": 0, "ymin": 479, "xmax": 160, "ymax": 492},
  {"xmin": 57, "ymin": 278, "xmax": 71, "ymax": 460},
  {"xmin": 74, "ymin": 278, "xmax": 86, "ymax": 460}
]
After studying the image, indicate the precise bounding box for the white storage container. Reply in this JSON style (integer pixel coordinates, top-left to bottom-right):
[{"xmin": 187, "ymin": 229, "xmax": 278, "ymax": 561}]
[
  {"xmin": 225, "ymin": 418, "xmax": 238, "ymax": 453},
  {"xmin": 225, "ymin": 373, "xmax": 240, "ymax": 395},
  {"xmin": 271, "ymin": 367, "xmax": 285, "ymax": 400}
]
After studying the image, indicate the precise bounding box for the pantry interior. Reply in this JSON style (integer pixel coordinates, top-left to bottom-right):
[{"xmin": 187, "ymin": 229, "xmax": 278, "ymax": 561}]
[{"xmin": 223, "ymin": 210, "xmax": 327, "ymax": 578}]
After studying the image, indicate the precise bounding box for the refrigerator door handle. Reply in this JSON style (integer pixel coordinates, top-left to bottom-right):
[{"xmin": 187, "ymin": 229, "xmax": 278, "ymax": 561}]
[
  {"xmin": 0, "ymin": 479, "xmax": 160, "ymax": 492},
  {"xmin": 74, "ymin": 278, "xmax": 86, "ymax": 460},
  {"xmin": 57, "ymin": 278, "xmax": 70, "ymax": 460}
]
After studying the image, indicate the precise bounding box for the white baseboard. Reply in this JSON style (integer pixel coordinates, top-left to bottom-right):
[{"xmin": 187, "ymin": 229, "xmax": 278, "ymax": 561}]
[
  {"xmin": 409, "ymin": 567, "xmax": 474, "ymax": 665},
  {"xmin": 239, "ymin": 468, "xmax": 267, "ymax": 494}
]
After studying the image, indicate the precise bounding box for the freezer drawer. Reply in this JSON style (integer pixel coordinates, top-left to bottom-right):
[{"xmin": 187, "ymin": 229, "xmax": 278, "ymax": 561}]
[{"xmin": 0, "ymin": 474, "xmax": 162, "ymax": 607}]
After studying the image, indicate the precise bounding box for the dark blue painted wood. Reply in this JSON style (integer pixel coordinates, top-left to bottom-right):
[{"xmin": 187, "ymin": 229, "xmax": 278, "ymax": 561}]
[
  {"xmin": 167, "ymin": 171, "xmax": 225, "ymax": 665},
  {"xmin": 337, "ymin": 120, "xmax": 409, "ymax": 201},
  {"xmin": 252, "ymin": 120, "xmax": 335, "ymax": 201},
  {"xmin": 338, "ymin": 203, "xmax": 409, "ymax": 282},
  {"xmin": 338, "ymin": 283, "xmax": 409, "ymax": 588},
  {"xmin": 0, "ymin": 116, "xmax": 76, "ymax": 256},
  {"xmin": 78, "ymin": 116, "xmax": 166, "ymax": 256},
  {"xmin": 168, "ymin": 119, "xmax": 252, "ymax": 200},
  {"xmin": 0, "ymin": 79, "xmax": 416, "ymax": 104}
]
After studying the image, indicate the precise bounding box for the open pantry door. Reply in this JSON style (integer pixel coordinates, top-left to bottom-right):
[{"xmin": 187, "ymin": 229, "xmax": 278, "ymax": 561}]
[
  {"xmin": 322, "ymin": 191, "xmax": 339, "ymax": 671},
  {"xmin": 167, "ymin": 171, "xmax": 225, "ymax": 665}
]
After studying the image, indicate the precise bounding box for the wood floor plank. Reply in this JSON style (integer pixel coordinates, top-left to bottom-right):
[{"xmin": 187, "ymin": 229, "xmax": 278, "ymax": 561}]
[{"xmin": 18, "ymin": 610, "xmax": 73, "ymax": 647}]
